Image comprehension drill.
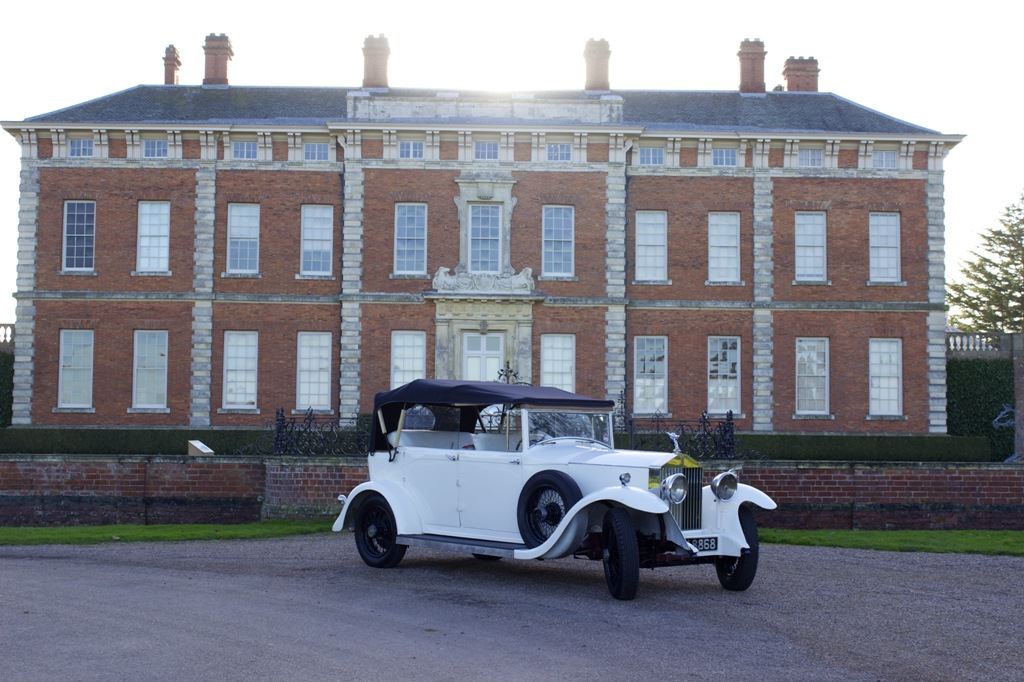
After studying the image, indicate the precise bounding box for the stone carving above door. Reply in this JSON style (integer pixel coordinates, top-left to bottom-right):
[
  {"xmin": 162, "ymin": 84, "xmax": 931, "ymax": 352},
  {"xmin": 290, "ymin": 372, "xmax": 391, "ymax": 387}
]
[{"xmin": 432, "ymin": 266, "xmax": 535, "ymax": 293}]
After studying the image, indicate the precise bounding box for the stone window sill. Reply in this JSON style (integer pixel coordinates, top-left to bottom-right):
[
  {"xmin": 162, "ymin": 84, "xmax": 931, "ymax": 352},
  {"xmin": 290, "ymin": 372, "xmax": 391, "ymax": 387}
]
[
  {"xmin": 866, "ymin": 280, "xmax": 907, "ymax": 287},
  {"xmin": 705, "ymin": 280, "xmax": 746, "ymax": 287},
  {"xmin": 291, "ymin": 409, "xmax": 334, "ymax": 416},
  {"xmin": 792, "ymin": 279, "xmax": 831, "ymax": 286},
  {"xmin": 60, "ymin": 270, "xmax": 97, "ymax": 276},
  {"xmin": 632, "ymin": 412, "xmax": 673, "ymax": 419},
  {"xmin": 221, "ymin": 272, "xmax": 261, "ymax": 279},
  {"xmin": 217, "ymin": 407, "xmax": 261, "ymax": 415},
  {"xmin": 295, "ymin": 274, "xmax": 335, "ymax": 281},
  {"xmin": 866, "ymin": 414, "xmax": 907, "ymax": 421},
  {"xmin": 792, "ymin": 413, "xmax": 835, "ymax": 420},
  {"xmin": 539, "ymin": 275, "xmax": 578, "ymax": 282},
  {"xmin": 53, "ymin": 407, "xmax": 95, "ymax": 413},
  {"xmin": 389, "ymin": 273, "xmax": 430, "ymax": 280},
  {"xmin": 708, "ymin": 412, "xmax": 746, "ymax": 419},
  {"xmin": 132, "ymin": 270, "xmax": 172, "ymax": 277},
  {"xmin": 632, "ymin": 279, "xmax": 672, "ymax": 286},
  {"xmin": 128, "ymin": 407, "xmax": 171, "ymax": 414}
]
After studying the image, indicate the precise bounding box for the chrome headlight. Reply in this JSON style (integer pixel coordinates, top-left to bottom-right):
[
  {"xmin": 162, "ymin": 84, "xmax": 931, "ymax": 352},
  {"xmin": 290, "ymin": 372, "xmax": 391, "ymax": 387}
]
[
  {"xmin": 711, "ymin": 470, "xmax": 738, "ymax": 501},
  {"xmin": 660, "ymin": 473, "xmax": 688, "ymax": 504}
]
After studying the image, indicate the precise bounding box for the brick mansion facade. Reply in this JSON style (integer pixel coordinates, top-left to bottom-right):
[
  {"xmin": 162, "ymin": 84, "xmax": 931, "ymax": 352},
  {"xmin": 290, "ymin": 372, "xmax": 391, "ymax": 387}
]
[{"xmin": 2, "ymin": 34, "xmax": 961, "ymax": 432}]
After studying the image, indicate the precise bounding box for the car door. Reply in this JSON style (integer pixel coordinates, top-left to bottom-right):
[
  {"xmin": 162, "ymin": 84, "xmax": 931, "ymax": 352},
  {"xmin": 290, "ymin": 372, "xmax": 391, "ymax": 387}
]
[
  {"xmin": 457, "ymin": 448, "xmax": 525, "ymax": 543},
  {"xmin": 401, "ymin": 445, "xmax": 460, "ymax": 533}
]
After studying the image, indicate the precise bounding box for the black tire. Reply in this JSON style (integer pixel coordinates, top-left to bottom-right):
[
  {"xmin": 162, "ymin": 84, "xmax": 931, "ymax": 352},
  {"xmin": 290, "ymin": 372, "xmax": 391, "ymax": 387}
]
[
  {"xmin": 516, "ymin": 471, "xmax": 583, "ymax": 548},
  {"xmin": 715, "ymin": 505, "xmax": 759, "ymax": 591},
  {"xmin": 602, "ymin": 507, "xmax": 640, "ymax": 600},
  {"xmin": 353, "ymin": 493, "xmax": 407, "ymax": 569},
  {"xmin": 472, "ymin": 553, "xmax": 502, "ymax": 561}
]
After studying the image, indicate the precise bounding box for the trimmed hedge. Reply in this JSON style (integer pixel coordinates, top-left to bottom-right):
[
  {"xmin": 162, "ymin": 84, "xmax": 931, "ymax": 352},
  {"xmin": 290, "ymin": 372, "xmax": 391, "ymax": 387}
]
[
  {"xmin": 0, "ymin": 428, "xmax": 267, "ymax": 456},
  {"xmin": 0, "ymin": 351, "xmax": 12, "ymax": 428},
  {"xmin": 617, "ymin": 432, "xmax": 990, "ymax": 462},
  {"xmin": 947, "ymin": 358, "xmax": 1015, "ymax": 461}
]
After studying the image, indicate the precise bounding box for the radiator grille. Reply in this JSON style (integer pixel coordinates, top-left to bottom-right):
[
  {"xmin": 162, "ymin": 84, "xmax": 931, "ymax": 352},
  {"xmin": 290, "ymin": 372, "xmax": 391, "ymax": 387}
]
[{"xmin": 660, "ymin": 464, "xmax": 703, "ymax": 531}]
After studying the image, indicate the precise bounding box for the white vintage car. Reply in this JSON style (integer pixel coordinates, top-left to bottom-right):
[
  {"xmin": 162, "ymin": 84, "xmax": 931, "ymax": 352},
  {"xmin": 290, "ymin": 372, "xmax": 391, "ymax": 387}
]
[{"xmin": 332, "ymin": 379, "xmax": 777, "ymax": 600}]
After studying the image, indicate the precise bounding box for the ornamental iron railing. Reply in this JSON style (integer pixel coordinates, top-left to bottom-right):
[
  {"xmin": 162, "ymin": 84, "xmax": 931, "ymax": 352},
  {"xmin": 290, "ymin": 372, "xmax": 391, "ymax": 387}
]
[{"xmin": 228, "ymin": 408, "xmax": 368, "ymax": 457}]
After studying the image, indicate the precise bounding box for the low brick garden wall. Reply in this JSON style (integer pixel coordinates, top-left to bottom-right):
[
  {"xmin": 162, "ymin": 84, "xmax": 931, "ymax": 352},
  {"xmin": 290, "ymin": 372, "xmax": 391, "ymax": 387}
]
[{"xmin": 0, "ymin": 454, "xmax": 1021, "ymax": 529}]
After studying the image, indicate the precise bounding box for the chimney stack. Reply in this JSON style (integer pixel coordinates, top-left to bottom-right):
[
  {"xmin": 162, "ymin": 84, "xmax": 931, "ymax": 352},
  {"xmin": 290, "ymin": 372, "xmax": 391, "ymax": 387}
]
[
  {"xmin": 362, "ymin": 35, "xmax": 390, "ymax": 88},
  {"xmin": 163, "ymin": 45, "xmax": 181, "ymax": 85},
  {"xmin": 738, "ymin": 39, "xmax": 766, "ymax": 93},
  {"xmin": 584, "ymin": 39, "xmax": 611, "ymax": 91},
  {"xmin": 203, "ymin": 33, "xmax": 233, "ymax": 85},
  {"xmin": 783, "ymin": 56, "xmax": 820, "ymax": 92}
]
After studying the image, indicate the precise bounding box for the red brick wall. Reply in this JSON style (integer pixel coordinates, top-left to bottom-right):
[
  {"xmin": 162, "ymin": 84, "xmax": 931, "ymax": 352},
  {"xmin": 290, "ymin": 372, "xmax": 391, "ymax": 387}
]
[
  {"xmin": 773, "ymin": 311, "xmax": 930, "ymax": 433},
  {"xmin": 183, "ymin": 138, "xmax": 200, "ymax": 159},
  {"xmin": 38, "ymin": 138, "xmax": 53, "ymax": 159},
  {"xmin": 263, "ymin": 461, "xmax": 368, "ymax": 518},
  {"xmin": 359, "ymin": 303, "xmax": 436, "ymax": 411},
  {"xmin": 210, "ymin": 302, "xmax": 341, "ymax": 426},
  {"xmin": 532, "ymin": 305, "xmax": 607, "ymax": 398},
  {"xmin": 587, "ymin": 142, "xmax": 608, "ymax": 163},
  {"xmin": 514, "ymin": 141, "xmax": 531, "ymax": 162},
  {"xmin": 679, "ymin": 147, "xmax": 697, "ymax": 167},
  {"xmin": 36, "ymin": 168, "xmax": 196, "ymax": 292},
  {"xmin": 628, "ymin": 309, "xmax": 753, "ymax": 429},
  {"xmin": 773, "ymin": 177, "xmax": 928, "ymax": 302},
  {"xmin": 108, "ymin": 136, "xmax": 127, "ymax": 158},
  {"xmin": 838, "ymin": 148, "xmax": 858, "ymax": 168},
  {"xmin": 627, "ymin": 176, "xmax": 755, "ymax": 300},
  {"xmin": 32, "ymin": 300, "xmax": 194, "ymax": 425},
  {"xmin": 362, "ymin": 138, "xmax": 383, "ymax": 159},
  {"xmin": 362, "ymin": 168, "xmax": 459, "ymax": 293},
  {"xmin": 213, "ymin": 170, "xmax": 341, "ymax": 296}
]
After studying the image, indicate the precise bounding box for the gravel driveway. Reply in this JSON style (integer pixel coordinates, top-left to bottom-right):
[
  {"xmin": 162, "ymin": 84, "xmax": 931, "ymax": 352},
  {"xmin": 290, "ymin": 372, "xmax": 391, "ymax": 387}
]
[{"xmin": 1, "ymin": 534, "xmax": 1020, "ymax": 681}]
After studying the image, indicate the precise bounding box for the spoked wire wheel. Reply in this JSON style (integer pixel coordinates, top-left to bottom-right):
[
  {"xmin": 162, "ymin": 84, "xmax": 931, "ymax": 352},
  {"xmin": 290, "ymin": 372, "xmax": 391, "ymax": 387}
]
[{"xmin": 354, "ymin": 494, "xmax": 407, "ymax": 568}]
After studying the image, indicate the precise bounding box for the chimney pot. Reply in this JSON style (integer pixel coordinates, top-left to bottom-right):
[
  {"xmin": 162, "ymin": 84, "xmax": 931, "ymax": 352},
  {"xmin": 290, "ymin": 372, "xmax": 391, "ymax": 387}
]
[
  {"xmin": 164, "ymin": 45, "xmax": 181, "ymax": 85},
  {"xmin": 584, "ymin": 39, "xmax": 611, "ymax": 91},
  {"xmin": 783, "ymin": 55, "xmax": 820, "ymax": 92},
  {"xmin": 738, "ymin": 39, "xmax": 766, "ymax": 93},
  {"xmin": 203, "ymin": 33, "xmax": 233, "ymax": 85},
  {"xmin": 362, "ymin": 34, "xmax": 390, "ymax": 88}
]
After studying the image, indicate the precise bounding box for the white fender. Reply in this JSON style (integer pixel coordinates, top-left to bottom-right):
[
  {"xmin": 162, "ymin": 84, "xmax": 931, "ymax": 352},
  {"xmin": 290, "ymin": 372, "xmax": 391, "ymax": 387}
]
[
  {"xmin": 513, "ymin": 485, "xmax": 668, "ymax": 560},
  {"xmin": 732, "ymin": 482, "xmax": 777, "ymax": 510},
  {"xmin": 331, "ymin": 480, "xmax": 424, "ymax": 535},
  {"xmin": 700, "ymin": 482, "xmax": 777, "ymax": 557}
]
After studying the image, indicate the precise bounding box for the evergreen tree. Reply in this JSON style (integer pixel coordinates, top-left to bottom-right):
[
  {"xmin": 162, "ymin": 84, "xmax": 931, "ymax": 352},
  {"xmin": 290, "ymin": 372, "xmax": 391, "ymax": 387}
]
[{"xmin": 947, "ymin": 193, "xmax": 1024, "ymax": 332}]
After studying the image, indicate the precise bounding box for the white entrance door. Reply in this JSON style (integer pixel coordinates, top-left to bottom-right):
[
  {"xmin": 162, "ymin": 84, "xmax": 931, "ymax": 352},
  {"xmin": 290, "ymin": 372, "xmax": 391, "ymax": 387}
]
[{"xmin": 462, "ymin": 333, "xmax": 504, "ymax": 382}]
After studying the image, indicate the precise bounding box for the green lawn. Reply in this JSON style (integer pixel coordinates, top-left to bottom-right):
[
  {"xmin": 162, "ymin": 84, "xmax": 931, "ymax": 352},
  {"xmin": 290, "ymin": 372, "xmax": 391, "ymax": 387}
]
[
  {"xmin": 0, "ymin": 519, "xmax": 332, "ymax": 546},
  {"xmin": 761, "ymin": 528, "xmax": 1024, "ymax": 557}
]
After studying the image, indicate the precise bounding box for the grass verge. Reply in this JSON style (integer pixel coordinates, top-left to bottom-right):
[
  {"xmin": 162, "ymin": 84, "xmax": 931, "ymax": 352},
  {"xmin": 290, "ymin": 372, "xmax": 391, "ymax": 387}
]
[
  {"xmin": 0, "ymin": 519, "xmax": 332, "ymax": 546},
  {"xmin": 761, "ymin": 528, "xmax": 1024, "ymax": 557}
]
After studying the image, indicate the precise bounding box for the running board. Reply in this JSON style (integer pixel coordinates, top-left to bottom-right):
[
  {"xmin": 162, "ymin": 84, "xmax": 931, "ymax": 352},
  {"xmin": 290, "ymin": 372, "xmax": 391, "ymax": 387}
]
[{"xmin": 397, "ymin": 534, "xmax": 526, "ymax": 558}]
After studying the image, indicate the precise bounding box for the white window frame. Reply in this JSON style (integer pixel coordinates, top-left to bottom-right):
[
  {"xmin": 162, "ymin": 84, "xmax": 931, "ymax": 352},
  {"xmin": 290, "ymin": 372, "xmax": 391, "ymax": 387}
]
[
  {"xmin": 869, "ymin": 338, "xmax": 903, "ymax": 417},
  {"xmin": 303, "ymin": 142, "xmax": 329, "ymax": 161},
  {"xmin": 143, "ymin": 138, "xmax": 169, "ymax": 159},
  {"xmin": 542, "ymin": 205, "xmax": 575, "ymax": 277},
  {"xmin": 474, "ymin": 140, "xmax": 499, "ymax": 161},
  {"xmin": 469, "ymin": 204, "xmax": 501, "ymax": 273},
  {"xmin": 707, "ymin": 336, "xmax": 741, "ymax": 415},
  {"xmin": 62, "ymin": 200, "xmax": 96, "ymax": 272},
  {"xmin": 227, "ymin": 203, "xmax": 260, "ymax": 274},
  {"xmin": 795, "ymin": 337, "xmax": 829, "ymax": 416},
  {"xmin": 391, "ymin": 331, "xmax": 427, "ymax": 389},
  {"xmin": 873, "ymin": 149, "xmax": 898, "ymax": 170},
  {"xmin": 540, "ymin": 334, "xmax": 575, "ymax": 392},
  {"xmin": 634, "ymin": 210, "xmax": 668, "ymax": 282},
  {"xmin": 132, "ymin": 330, "xmax": 168, "ymax": 409},
  {"xmin": 794, "ymin": 211, "xmax": 827, "ymax": 282},
  {"xmin": 69, "ymin": 137, "xmax": 93, "ymax": 158},
  {"xmin": 232, "ymin": 140, "xmax": 258, "ymax": 160},
  {"xmin": 869, "ymin": 212, "xmax": 901, "ymax": 283},
  {"xmin": 58, "ymin": 329, "xmax": 94, "ymax": 409},
  {"xmin": 394, "ymin": 203, "xmax": 428, "ymax": 275},
  {"xmin": 399, "ymin": 140, "xmax": 424, "ymax": 159},
  {"xmin": 798, "ymin": 147, "xmax": 823, "ymax": 168},
  {"xmin": 546, "ymin": 143, "xmax": 572, "ymax": 162},
  {"xmin": 300, "ymin": 205, "xmax": 334, "ymax": 276},
  {"xmin": 637, "ymin": 146, "xmax": 664, "ymax": 166},
  {"xmin": 222, "ymin": 331, "xmax": 258, "ymax": 409},
  {"xmin": 462, "ymin": 333, "xmax": 504, "ymax": 382},
  {"xmin": 633, "ymin": 336, "xmax": 668, "ymax": 415},
  {"xmin": 712, "ymin": 147, "xmax": 738, "ymax": 167},
  {"xmin": 707, "ymin": 212, "xmax": 741, "ymax": 284},
  {"xmin": 296, "ymin": 332, "xmax": 332, "ymax": 411},
  {"xmin": 136, "ymin": 201, "xmax": 170, "ymax": 273}
]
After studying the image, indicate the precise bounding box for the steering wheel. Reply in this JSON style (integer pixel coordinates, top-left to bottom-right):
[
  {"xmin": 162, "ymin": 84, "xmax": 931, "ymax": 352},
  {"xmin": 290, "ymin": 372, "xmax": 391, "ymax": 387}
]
[
  {"xmin": 535, "ymin": 436, "xmax": 613, "ymax": 449},
  {"xmin": 514, "ymin": 432, "xmax": 552, "ymax": 450}
]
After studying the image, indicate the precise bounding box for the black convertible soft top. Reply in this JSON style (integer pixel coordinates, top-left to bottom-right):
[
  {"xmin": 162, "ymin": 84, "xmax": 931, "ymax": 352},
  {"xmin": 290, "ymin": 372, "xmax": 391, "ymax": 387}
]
[{"xmin": 370, "ymin": 379, "xmax": 614, "ymax": 452}]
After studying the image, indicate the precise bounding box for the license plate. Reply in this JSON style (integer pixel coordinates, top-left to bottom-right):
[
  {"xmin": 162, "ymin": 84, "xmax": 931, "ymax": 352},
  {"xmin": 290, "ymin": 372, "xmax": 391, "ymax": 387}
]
[{"xmin": 688, "ymin": 536, "xmax": 718, "ymax": 552}]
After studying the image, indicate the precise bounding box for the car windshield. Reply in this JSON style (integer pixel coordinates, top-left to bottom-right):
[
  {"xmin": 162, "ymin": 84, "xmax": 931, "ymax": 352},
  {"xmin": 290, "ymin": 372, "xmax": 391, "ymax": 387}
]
[{"xmin": 528, "ymin": 410, "xmax": 611, "ymax": 446}]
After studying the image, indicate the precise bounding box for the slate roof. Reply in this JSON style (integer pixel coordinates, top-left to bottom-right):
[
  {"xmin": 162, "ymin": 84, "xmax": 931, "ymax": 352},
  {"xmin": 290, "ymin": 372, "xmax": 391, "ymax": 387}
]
[{"xmin": 21, "ymin": 84, "xmax": 941, "ymax": 136}]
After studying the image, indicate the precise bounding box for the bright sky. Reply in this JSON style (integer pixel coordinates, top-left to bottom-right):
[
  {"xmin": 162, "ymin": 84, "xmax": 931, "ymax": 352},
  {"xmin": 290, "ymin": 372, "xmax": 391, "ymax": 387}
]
[{"xmin": 1, "ymin": 0, "xmax": 1021, "ymax": 322}]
